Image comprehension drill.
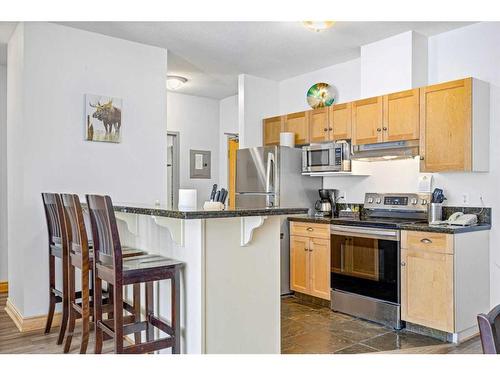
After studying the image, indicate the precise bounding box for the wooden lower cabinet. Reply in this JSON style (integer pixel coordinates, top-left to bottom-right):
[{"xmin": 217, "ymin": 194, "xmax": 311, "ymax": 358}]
[
  {"xmin": 401, "ymin": 248, "xmax": 454, "ymax": 332},
  {"xmin": 309, "ymin": 238, "xmax": 331, "ymax": 300},
  {"xmin": 400, "ymin": 230, "xmax": 490, "ymax": 341},
  {"xmin": 290, "ymin": 222, "xmax": 331, "ymax": 301},
  {"xmin": 290, "ymin": 235, "xmax": 310, "ymax": 294}
]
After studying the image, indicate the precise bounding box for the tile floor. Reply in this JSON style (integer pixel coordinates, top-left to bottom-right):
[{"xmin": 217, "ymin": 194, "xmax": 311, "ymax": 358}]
[{"xmin": 281, "ymin": 296, "xmax": 445, "ymax": 354}]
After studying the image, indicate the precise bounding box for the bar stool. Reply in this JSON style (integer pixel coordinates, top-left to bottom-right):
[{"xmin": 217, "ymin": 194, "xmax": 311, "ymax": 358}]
[
  {"xmin": 86, "ymin": 194, "xmax": 183, "ymax": 354},
  {"xmin": 41, "ymin": 193, "xmax": 70, "ymax": 345},
  {"xmin": 61, "ymin": 193, "xmax": 146, "ymax": 353}
]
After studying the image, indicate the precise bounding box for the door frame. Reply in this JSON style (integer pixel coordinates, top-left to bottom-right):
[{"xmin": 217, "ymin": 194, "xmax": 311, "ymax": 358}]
[{"xmin": 167, "ymin": 131, "xmax": 180, "ymax": 209}]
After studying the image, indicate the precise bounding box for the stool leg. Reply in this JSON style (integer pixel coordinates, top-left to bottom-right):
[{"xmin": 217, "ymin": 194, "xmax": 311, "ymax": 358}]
[
  {"xmin": 145, "ymin": 282, "xmax": 154, "ymax": 343},
  {"xmin": 63, "ymin": 262, "xmax": 76, "ymax": 353},
  {"xmin": 45, "ymin": 255, "xmax": 56, "ymax": 334},
  {"xmin": 57, "ymin": 251, "xmax": 70, "ymax": 345},
  {"xmin": 171, "ymin": 269, "xmax": 181, "ymax": 354},
  {"xmin": 133, "ymin": 283, "xmax": 141, "ymax": 344},
  {"xmin": 79, "ymin": 264, "xmax": 90, "ymax": 354},
  {"xmin": 94, "ymin": 275, "xmax": 104, "ymax": 354},
  {"xmin": 113, "ymin": 283, "xmax": 124, "ymax": 353}
]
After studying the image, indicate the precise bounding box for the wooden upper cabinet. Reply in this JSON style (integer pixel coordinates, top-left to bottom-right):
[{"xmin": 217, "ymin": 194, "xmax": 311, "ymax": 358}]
[
  {"xmin": 383, "ymin": 89, "xmax": 419, "ymax": 142},
  {"xmin": 284, "ymin": 111, "xmax": 309, "ymax": 145},
  {"xmin": 308, "ymin": 107, "xmax": 330, "ymax": 143},
  {"xmin": 420, "ymin": 78, "xmax": 489, "ymax": 173},
  {"xmin": 309, "ymin": 237, "xmax": 331, "ymax": 300},
  {"xmin": 262, "ymin": 116, "xmax": 283, "ymax": 146},
  {"xmin": 290, "ymin": 235, "xmax": 310, "ymax": 294},
  {"xmin": 352, "ymin": 96, "xmax": 383, "ymax": 145},
  {"xmin": 329, "ymin": 102, "xmax": 352, "ymax": 140},
  {"xmin": 420, "ymin": 78, "xmax": 472, "ymax": 172}
]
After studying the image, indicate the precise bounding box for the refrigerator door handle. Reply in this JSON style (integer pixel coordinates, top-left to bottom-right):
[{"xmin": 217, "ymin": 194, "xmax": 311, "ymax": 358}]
[{"xmin": 265, "ymin": 152, "xmax": 275, "ymax": 207}]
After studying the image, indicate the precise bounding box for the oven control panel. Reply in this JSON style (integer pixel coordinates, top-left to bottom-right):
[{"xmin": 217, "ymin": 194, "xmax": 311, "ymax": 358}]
[{"xmin": 364, "ymin": 193, "xmax": 430, "ymax": 212}]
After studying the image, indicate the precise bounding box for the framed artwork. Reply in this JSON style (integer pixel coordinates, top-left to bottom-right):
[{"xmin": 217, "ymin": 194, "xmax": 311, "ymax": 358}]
[{"xmin": 85, "ymin": 94, "xmax": 122, "ymax": 143}]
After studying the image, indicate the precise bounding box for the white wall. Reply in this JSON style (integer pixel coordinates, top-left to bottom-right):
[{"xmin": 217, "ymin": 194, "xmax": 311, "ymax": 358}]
[
  {"xmin": 361, "ymin": 31, "xmax": 427, "ymax": 97},
  {"xmin": 0, "ymin": 64, "xmax": 7, "ymax": 282},
  {"xmin": 279, "ymin": 59, "xmax": 361, "ymax": 114},
  {"xmin": 238, "ymin": 74, "xmax": 279, "ymax": 148},
  {"xmin": 218, "ymin": 95, "xmax": 238, "ymax": 189},
  {"xmin": 167, "ymin": 92, "xmax": 220, "ymax": 206},
  {"xmin": 7, "ymin": 22, "xmax": 168, "ymax": 317}
]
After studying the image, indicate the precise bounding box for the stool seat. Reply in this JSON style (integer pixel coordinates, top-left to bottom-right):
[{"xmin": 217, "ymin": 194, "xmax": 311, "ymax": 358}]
[{"xmin": 122, "ymin": 254, "xmax": 183, "ymax": 271}]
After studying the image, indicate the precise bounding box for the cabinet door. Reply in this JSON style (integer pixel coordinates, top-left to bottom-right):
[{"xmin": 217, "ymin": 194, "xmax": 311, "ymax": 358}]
[
  {"xmin": 401, "ymin": 248, "xmax": 454, "ymax": 332},
  {"xmin": 262, "ymin": 116, "xmax": 283, "ymax": 146},
  {"xmin": 284, "ymin": 111, "xmax": 309, "ymax": 145},
  {"xmin": 352, "ymin": 96, "xmax": 383, "ymax": 145},
  {"xmin": 308, "ymin": 107, "xmax": 330, "ymax": 143},
  {"xmin": 329, "ymin": 102, "xmax": 352, "ymax": 140},
  {"xmin": 420, "ymin": 78, "xmax": 472, "ymax": 172},
  {"xmin": 290, "ymin": 235, "xmax": 310, "ymax": 294},
  {"xmin": 383, "ymin": 89, "xmax": 419, "ymax": 142},
  {"xmin": 309, "ymin": 237, "xmax": 331, "ymax": 300}
]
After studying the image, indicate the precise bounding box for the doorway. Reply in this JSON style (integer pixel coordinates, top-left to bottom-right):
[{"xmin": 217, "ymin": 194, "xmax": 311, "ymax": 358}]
[
  {"xmin": 167, "ymin": 131, "xmax": 180, "ymax": 209},
  {"xmin": 227, "ymin": 136, "xmax": 239, "ymax": 209}
]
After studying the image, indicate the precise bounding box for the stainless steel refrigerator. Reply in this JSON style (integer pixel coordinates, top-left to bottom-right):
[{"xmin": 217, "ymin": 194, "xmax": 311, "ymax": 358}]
[{"xmin": 235, "ymin": 146, "xmax": 321, "ymax": 294}]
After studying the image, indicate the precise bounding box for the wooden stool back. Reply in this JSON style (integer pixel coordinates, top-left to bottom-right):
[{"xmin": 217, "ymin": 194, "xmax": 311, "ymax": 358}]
[
  {"xmin": 41, "ymin": 192, "xmax": 69, "ymax": 345},
  {"xmin": 478, "ymin": 305, "xmax": 500, "ymax": 354}
]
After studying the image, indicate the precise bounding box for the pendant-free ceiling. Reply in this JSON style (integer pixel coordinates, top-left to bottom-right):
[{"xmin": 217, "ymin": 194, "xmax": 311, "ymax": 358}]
[
  {"xmin": 302, "ymin": 21, "xmax": 336, "ymax": 32},
  {"xmin": 166, "ymin": 75, "xmax": 188, "ymax": 90}
]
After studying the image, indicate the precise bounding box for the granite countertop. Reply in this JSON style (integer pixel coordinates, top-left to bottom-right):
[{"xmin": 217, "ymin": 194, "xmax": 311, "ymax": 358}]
[
  {"xmin": 113, "ymin": 203, "xmax": 309, "ymax": 219},
  {"xmin": 398, "ymin": 222, "xmax": 491, "ymax": 234},
  {"xmin": 288, "ymin": 215, "xmax": 492, "ymax": 234}
]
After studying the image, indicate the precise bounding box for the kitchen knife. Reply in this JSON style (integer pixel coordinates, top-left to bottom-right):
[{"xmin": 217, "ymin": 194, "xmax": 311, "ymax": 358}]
[
  {"xmin": 210, "ymin": 184, "xmax": 218, "ymax": 201},
  {"xmin": 214, "ymin": 190, "xmax": 220, "ymax": 203},
  {"xmin": 219, "ymin": 188, "xmax": 227, "ymax": 203}
]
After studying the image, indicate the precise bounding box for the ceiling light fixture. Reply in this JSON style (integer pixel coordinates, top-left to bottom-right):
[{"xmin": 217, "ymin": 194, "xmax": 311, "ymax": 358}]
[
  {"xmin": 166, "ymin": 75, "xmax": 188, "ymax": 90},
  {"xmin": 302, "ymin": 21, "xmax": 336, "ymax": 32}
]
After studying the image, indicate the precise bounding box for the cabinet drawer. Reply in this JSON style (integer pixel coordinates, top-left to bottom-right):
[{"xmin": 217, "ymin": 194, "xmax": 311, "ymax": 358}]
[
  {"xmin": 401, "ymin": 231, "xmax": 453, "ymax": 254},
  {"xmin": 290, "ymin": 222, "xmax": 330, "ymax": 239}
]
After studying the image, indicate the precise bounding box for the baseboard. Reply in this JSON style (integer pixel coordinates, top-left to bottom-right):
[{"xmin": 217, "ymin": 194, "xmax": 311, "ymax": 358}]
[
  {"xmin": 0, "ymin": 281, "xmax": 8, "ymax": 293},
  {"xmin": 5, "ymin": 298, "xmax": 62, "ymax": 333}
]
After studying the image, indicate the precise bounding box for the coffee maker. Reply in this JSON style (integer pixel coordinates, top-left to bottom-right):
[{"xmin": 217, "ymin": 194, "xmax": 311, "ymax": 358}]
[{"xmin": 314, "ymin": 189, "xmax": 338, "ymax": 217}]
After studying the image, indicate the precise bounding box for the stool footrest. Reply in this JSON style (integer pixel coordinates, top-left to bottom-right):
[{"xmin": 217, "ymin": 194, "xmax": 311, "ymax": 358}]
[{"xmin": 123, "ymin": 337, "xmax": 174, "ymax": 354}]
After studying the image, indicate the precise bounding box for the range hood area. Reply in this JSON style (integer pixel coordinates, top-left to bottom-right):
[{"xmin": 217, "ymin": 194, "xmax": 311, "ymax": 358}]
[{"xmin": 351, "ymin": 140, "xmax": 419, "ymax": 161}]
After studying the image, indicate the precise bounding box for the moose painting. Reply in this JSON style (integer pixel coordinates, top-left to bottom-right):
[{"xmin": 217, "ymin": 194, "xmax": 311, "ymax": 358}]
[{"xmin": 85, "ymin": 94, "xmax": 123, "ymax": 143}]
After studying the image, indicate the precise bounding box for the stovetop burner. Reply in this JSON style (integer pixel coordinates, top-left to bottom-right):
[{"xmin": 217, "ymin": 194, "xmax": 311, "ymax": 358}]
[{"xmin": 330, "ymin": 217, "xmax": 425, "ymax": 229}]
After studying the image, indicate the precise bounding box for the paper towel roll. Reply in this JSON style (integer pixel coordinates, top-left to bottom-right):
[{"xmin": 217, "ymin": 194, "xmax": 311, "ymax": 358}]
[
  {"xmin": 280, "ymin": 132, "xmax": 295, "ymax": 148},
  {"xmin": 178, "ymin": 189, "xmax": 197, "ymax": 211}
]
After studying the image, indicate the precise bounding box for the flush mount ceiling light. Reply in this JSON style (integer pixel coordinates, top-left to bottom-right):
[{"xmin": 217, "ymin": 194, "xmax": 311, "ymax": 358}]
[
  {"xmin": 166, "ymin": 75, "xmax": 188, "ymax": 90},
  {"xmin": 302, "ymin": 21, "xmax": 336, "ymax": 32}
]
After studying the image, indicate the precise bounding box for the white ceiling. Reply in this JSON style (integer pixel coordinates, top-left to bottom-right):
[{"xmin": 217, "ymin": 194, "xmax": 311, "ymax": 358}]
[{"xmin": 2, "ymin": 22, "xmax": 473, "ymax": 98}]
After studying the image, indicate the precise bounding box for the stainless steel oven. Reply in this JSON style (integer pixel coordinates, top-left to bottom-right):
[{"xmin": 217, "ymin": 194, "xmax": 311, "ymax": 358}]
[
  {"xmin": 330, "ymin": 225, "xmax": 401, "ymax": 328},
  {"xmin": 302, "ymin": 142, "xmax": 351, "ymax": 173}
]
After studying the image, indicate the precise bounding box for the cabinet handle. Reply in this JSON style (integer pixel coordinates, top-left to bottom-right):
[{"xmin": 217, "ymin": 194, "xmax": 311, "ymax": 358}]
[
  {"xmin": 306, "ymin": 227, "xmax": 313, "ymax": 232},
  {"xmin": 383, "ymin": 127, "xmax": 388, "ymax": 131},
  {"xmin": 420, "ymin": 156, "xmax": 425, "ymax": 160},
  {"xmin": 329, "ymin": 127, "xmax": 333, "ymax": 131},
  {"xmin": 420, "ymin": 238, "xmax": 432, "ymax": 244},
  {"xmin": 304, "ymin": 246, "xmax": 309, "ymax": 251},
  {"xmin": 324, "ymin": 128, "xmax": 328, "ymax": 132},
  {"xmin": 400, "ymin": 261, "xmax": 406, "ymax": 266},
  {"xmin": 377, "ymin": 128, "xmax": 382, "ymax": 132}
]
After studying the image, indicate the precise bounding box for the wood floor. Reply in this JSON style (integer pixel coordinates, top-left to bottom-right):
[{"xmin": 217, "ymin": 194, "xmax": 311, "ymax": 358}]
[
  {"xmin": 0, "ymin": 292, "xmax": 115, "ymax": 354},
  {"xmin": 0, "ymin": 292, "xmax": 482, "ymax": 354}
]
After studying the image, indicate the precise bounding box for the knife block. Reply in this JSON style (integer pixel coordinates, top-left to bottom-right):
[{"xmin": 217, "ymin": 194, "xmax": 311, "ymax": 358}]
[{"xmin": 203, "ymin": 201, "xmax": 225, "ymax": 211}]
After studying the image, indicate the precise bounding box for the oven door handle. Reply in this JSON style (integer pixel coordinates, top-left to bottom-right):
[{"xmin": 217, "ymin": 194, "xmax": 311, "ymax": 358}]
[{"xmin": 330, "ymin": 225, "xmax": 399, "ymax": 241}]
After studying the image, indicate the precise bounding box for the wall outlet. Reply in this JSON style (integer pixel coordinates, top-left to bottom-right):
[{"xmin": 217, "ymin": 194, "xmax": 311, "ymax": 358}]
[{"xmin": 462, "ymin": 193, "xmax": 470, "ymax": 204}]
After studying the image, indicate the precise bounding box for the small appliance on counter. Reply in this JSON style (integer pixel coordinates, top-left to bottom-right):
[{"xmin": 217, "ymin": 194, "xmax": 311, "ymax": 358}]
[
  {"xmin": 428, "ymin": 188, "xmax": 446, "ymax": 224},
  {"xmin": 302, "ymin": 141, "xmax": 351, "ymax": 174},
  {"xmin": 314, "ymin": 189, "xmax": 338, "ymax": 217}
]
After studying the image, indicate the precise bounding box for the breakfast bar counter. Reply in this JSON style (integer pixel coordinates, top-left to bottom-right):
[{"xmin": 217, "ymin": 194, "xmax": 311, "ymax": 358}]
[{"xmin": 112, "ymin": 203, "xmax": 308, "ymax": 354}]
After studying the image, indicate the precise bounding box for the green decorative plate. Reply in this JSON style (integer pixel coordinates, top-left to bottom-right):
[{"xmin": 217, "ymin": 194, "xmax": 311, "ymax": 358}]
[{"xmin": 307, "ymin": 82, "xmax": 335, "ymax": 109}]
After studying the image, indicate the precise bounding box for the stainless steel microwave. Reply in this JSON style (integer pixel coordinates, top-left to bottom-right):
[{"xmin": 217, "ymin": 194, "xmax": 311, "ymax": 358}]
[{"xmin": 302, "ymin": 142, "xmax": 351, "ymax": 173}]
